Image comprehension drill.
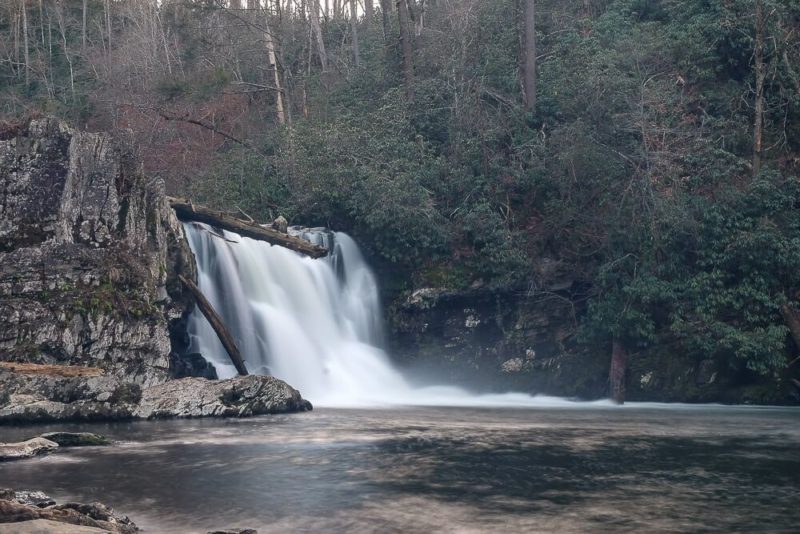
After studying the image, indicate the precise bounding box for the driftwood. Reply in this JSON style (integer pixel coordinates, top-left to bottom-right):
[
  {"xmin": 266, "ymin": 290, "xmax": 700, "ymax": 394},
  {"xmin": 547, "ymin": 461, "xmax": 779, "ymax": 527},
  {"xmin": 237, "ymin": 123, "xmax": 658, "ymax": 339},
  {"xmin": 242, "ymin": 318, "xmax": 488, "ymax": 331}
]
[
  {"xmin": 168, "ymin": 197, "xmax": 327, "ymax": 258},
  {"xmin": 179, "ymin": 275, "xmax": 248, "ymax": 376},
  {"xmin": 0, "ymin": 362, "xmax": 104, "ymax": 377}
]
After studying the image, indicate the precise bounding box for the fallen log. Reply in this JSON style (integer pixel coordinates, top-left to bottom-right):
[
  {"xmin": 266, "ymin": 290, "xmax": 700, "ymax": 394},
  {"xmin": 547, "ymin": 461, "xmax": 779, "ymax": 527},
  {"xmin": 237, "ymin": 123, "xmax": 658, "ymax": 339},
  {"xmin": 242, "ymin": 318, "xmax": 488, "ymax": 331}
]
[
  {"xmin": 167, "ymin": 197, "xmax": 327, "ymax": 258},
  {"xmin": 178, "ymin": 275, "xmax": 249, "ymax": 376}
]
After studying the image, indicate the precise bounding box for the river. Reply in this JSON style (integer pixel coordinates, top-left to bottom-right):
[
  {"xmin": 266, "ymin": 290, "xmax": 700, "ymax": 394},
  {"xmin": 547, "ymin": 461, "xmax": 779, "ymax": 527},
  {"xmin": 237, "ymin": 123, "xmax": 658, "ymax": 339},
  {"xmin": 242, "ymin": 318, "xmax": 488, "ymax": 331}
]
[{"xmin": 2, "ymin": 405, "xmax": 799, "ymax": 533}]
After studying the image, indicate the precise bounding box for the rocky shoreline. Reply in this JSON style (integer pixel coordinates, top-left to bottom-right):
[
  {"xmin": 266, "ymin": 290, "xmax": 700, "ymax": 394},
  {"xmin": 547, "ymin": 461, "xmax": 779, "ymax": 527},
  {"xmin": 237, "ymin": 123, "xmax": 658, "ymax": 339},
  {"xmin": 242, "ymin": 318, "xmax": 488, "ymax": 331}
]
[{"xmin": 0, "ymin": 371, "xmax": 311, "ymax": 424}]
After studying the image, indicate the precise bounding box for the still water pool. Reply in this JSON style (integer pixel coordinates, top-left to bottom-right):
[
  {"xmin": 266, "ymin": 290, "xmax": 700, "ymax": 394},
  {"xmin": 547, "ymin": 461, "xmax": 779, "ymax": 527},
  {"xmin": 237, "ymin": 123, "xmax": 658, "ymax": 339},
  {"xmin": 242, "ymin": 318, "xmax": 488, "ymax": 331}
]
[{"xmin": 2, "ymin": 405, "xmax": 799, "ymax": 533}]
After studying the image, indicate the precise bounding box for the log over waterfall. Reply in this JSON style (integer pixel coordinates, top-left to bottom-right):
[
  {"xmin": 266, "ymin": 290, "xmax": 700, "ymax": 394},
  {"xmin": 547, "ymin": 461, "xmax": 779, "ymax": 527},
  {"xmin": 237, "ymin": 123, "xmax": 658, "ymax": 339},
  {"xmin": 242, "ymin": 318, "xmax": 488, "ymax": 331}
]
[
  {"xmin": 167, "ymin": 197, "xmax": 327, "ymax": 258},
  {"xmin": 179, "ymin": 274, "xmax": 249, "ymax": 376}
]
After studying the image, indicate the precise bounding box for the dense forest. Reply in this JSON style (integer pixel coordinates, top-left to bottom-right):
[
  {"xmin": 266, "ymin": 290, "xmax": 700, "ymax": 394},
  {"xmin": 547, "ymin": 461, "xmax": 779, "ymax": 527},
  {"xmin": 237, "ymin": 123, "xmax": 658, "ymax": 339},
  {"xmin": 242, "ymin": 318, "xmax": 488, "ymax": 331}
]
[{"xmin": 2, "ymin": 0, "xmax": 800, "ymax": 401}]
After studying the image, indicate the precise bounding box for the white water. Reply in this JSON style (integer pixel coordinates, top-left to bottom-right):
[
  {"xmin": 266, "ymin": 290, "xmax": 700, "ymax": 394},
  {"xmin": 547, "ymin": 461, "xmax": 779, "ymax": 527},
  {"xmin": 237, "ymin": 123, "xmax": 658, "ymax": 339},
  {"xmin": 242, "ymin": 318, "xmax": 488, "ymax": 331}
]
[{"xmin": 184, "ymin": 223, "xmax": 613, "ymax": 408}]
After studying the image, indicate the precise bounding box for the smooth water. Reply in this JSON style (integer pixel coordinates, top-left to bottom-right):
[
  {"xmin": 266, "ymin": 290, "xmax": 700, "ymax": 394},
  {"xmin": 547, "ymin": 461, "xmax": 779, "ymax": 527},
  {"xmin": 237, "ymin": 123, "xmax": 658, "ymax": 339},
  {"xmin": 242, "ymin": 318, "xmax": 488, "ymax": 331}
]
[{"xmin": 2, "ymin": 406, "xmax": 799, "ymax": 532}]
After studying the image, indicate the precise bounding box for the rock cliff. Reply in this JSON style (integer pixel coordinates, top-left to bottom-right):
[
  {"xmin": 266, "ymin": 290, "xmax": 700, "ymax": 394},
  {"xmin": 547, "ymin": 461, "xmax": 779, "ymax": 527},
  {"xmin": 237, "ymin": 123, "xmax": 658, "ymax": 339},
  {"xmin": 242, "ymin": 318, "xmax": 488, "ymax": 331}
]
[
  {"xmin": 0, "ymin": 118, "xmax": 311, "ymax": 421},
  {"xmin": 0, "ymin": 117, "xmax": 195, "ymax": 387}
]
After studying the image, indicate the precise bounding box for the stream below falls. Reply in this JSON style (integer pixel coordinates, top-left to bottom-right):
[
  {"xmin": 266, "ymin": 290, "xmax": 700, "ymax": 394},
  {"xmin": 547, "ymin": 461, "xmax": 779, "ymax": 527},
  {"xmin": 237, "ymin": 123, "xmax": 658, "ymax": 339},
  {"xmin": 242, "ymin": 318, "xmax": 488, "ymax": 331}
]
[{"xmin": 2, "ymin": 405, "xmax": 800, "ymax": 533}]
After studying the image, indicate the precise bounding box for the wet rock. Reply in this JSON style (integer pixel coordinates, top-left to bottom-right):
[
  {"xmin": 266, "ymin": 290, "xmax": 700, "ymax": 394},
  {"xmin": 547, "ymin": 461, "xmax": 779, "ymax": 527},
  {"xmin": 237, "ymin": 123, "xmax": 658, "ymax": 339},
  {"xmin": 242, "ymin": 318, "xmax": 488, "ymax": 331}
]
[
  {"xmin": 273, "ymin": 215, "xmax": 288, "ymax": 233},
  {"xmin": 0, "ymin": 438, "xmax": 58, "ymax": 461},
  {"xmin": 135, "ymin": 376, "xmax": 313, "ymax": 419},
  {"xmin": 11, "ymin": 491, "xmax": 56, "ymax": 508},
  {"xmin": 0, "ymin": 495, "xmax": 137, "ymax": 533},
  {"xmin": 208, "ymin": 529, "xmax": 258, "ymax": 534},
  {"xmin": 39, "ymin": 432, "xmax": 109, "ymax": 447},
  {"xmin": 500, "ymin": 358, "xmax": 526, "ymax": 373},
  {"xmin": 0, "ymin": 372, "xmax": 138, "ymax": 423}
]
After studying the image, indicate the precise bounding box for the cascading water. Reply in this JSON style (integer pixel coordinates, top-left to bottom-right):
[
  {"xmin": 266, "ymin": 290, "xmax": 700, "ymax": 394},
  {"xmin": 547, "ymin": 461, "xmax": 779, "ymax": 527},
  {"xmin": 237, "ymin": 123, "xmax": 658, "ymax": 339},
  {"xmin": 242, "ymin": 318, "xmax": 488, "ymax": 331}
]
[{"xmin": 184, "ymin": 222, "xmax": 608, "ymax": 407}]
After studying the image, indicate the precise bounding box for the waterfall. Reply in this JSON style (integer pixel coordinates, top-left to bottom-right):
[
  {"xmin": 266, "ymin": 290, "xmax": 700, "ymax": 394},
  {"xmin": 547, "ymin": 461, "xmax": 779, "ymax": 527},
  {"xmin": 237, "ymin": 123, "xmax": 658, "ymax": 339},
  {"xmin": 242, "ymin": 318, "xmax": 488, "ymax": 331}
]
[{"xmin": 184, "ymin": 222, "xmax": 607, "ymax": 407}]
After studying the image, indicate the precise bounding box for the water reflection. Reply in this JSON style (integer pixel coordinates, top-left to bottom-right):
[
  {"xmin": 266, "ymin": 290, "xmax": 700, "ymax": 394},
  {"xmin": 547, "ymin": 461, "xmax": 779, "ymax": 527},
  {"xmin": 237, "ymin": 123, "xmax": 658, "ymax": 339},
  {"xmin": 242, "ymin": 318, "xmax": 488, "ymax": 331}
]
[{"xmin": 1, "ymin": 406, "xmax": 799, "ymax": 533}]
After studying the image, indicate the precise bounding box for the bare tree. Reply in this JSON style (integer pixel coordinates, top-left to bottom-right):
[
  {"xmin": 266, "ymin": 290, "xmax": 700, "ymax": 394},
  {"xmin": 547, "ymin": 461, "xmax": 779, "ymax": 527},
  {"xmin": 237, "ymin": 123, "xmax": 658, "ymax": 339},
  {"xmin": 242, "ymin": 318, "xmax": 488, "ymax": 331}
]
[
  {"xmin": 22, "ymin": 0, "xmax": 30, "ymax": 87},
  {"xmin": 380, "ymin": 0, "xmax": 392, "ymax": 42},
  {"xmin": 364, "ymin": 0, "xmax": 373, "ymax": 27},
  {"xmin": 350, "ymin": 0, "xmax": 360, "ymax": 66},
  {"xmin": 753, "ymin": 0, "xmax": 765, "ymax": 177},
  {"xmin": 264, "ymin": 2, "xmax": 287, "ymax": 124},
  {"xmin": 308, "ymin": 0, "xmax": 328, "ymax": 70},
  {"xmin": 520, "ymin": 0, "xmax": 536, "ymax": 112},
  {"xmin": 397, "ymin": 0, "xmax": 413, "ymax": 98}
]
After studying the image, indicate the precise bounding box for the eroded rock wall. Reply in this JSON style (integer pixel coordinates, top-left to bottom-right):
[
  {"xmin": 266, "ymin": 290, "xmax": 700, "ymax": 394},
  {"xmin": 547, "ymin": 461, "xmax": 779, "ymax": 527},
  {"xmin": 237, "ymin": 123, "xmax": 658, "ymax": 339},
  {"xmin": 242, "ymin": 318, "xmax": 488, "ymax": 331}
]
[{"xmin": 0, "ymin": 118, "xmax": 195, "ymax": 387}]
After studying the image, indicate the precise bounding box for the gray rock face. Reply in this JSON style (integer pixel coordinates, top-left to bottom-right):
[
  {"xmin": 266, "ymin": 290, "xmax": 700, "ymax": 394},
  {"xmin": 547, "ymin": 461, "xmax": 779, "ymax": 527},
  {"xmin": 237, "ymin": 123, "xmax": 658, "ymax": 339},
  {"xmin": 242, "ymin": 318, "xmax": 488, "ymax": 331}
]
[
  {"xmin": 0, "ymin": 117, "xmax": 195, "ymax": 388},
  {"xmin": 135, "ymin": 376, "xmax": 313, "ymax": 419},
  {"xmin": 0, "ymin": 371, "xmax": 312, "ymax": 422},
  {"xmin": 0, "ymin": 438, "xmax": 58, "ymax": 461}
]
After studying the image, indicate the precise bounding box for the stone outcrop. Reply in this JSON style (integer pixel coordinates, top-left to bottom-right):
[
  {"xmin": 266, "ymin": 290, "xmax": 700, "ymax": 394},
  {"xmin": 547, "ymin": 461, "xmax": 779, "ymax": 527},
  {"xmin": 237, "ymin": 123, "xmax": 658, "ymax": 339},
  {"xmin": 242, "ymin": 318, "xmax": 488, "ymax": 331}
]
[
  {"xmin": 0, "ymin": 490, "xmax": 137, "ymax": 533},
  {"xmin": 0, "ymin": 438, "xmax": 58, "ymax": 461},
  {"xmin": 388, "ymin": 287, "xmax": 608, "ymax": 398},
  {"xmin": 0, "ymin": 117, "xmax": 196, "ymax": 388},
  {"xmin": 135, "ymin": 376, "xmax": 312, "ymax": 419},
  {"xmin": 0, "ymin": 370, "xmax": 311, "ymax": 423}
]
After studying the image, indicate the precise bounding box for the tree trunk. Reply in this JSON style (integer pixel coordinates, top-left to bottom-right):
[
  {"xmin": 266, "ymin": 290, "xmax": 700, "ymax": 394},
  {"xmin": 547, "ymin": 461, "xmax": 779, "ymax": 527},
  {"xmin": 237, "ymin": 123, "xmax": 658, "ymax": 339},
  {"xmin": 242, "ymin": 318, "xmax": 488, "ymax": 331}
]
[
  {"xmin": 82, "ymin": 0, "xmax": 87, "ymax": 52},
  {"xmin": 780, "ymin": 304, "xmax": 800, "ymax": 352},
  {"xmin": 609, "ymin": 338, "xmax": 627, "ymax": 404},
  {"xmin": 178, "ymin": 275, "xmax": 249, "ymax": 377},
  {"xmin": 364, "ymin": 0, "xmax": 374, "ymax": 27},
  {"xmin": 520, "ymin": 0, "xmax": 536, "ymax": 112},
  {"xmin": 309, "ymin": 0, "xmax": 328, "ymax": 71},
  {"xmin": 381, "ymin": 0, "xmax": 392, "ymax": 42},
  {"xmin": 21, "ymin": 0, "xmax": 29, "ymax": 87},
  {"xmin": 168, "ymin": 198, "xmax": 328, "ymax": 258},
  {"xmin": 104, "ymin": 0, "xmax": 112, "ymax": 51},
  {"xmin": 396, "ymin": 0, "xmax": 413, "ymax": 98},
  {"xmin": 350, "ymin": 0, "xmax": 360, "ymax": 66},
  {"xmin": 753, "ymin": 0, "xmax": 766, "ymax": 177},
  {"xmin": 263, "ymin": 5, "xmax": 287, "ymax": 125}
]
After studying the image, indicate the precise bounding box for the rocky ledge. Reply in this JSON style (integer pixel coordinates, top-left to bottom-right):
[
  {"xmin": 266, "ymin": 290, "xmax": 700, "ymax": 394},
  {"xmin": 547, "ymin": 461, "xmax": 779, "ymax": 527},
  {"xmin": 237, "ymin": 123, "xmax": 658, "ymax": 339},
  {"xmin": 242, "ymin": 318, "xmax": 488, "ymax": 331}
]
[
  {"xmin": 0, "ymin": 490, "xmax": 137, "ymax": 533},
  {"xmin": 0, "ymin": 370, "xmax": 311, "ymax": 423}
]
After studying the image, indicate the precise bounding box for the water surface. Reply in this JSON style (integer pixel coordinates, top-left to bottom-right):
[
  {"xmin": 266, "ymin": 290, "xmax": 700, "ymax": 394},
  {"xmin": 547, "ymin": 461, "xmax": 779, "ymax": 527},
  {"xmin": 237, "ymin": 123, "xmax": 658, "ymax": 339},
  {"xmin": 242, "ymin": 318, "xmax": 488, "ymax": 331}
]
[{"xmin": 2, "ymin": 406, "xmax": 799, "ymax": 533}]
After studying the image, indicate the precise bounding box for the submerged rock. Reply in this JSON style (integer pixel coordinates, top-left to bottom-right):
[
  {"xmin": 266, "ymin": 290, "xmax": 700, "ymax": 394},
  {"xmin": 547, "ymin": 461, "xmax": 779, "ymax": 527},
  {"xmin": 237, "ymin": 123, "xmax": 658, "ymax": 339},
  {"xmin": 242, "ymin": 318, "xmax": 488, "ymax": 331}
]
[
  {"xmin": 208, "ymin": 530, "xmax": 258, "ymax": 534},
  {"xmin": 135, "ymin": 376, "xmax": 312, "ymax": 419},
  {"xmin": 39, "ymin": 432, "xmax": 109, "ymax": 447},
  {"xmin": 0, "ymin": 438, "xmax": 58, "ymax": 461}
]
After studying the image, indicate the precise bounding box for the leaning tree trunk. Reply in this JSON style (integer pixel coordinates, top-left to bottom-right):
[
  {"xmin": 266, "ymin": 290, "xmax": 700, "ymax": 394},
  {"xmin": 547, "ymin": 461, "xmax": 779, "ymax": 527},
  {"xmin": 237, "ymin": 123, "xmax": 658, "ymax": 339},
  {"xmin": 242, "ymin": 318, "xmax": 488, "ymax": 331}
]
[
  {"xmin": 179, "ymin": 275, "xmax": 249, "ymax": 376},
  {"xmin": 609, "ymin": 338, "xmax": 628, "ymax": 404}
]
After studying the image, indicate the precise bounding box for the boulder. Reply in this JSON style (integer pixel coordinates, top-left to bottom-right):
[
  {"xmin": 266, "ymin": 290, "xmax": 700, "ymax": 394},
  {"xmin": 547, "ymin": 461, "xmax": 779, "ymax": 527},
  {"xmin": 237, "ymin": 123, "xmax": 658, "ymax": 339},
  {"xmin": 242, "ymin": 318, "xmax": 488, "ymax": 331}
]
[
  {"xmin": 39, "ymin": 432, "xmax": 109, "ymax": 447},
  {"xmin": 135, "ymin": 376, "xmax": 312, "ymax": 419},
  {"xmin": 0, "ymin": 495, "xmax": 136, "ymax": 533},
  {"xmin": 11, "ymin": 491, "xmax": 56, "ymax": 508},
  {"xmin": 0, "ymin": 438, "xmax": 58, "ymax": 461}
]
